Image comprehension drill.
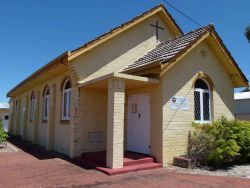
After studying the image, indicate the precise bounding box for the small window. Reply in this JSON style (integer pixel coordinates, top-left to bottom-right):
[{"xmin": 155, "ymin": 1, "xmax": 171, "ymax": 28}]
[
  {"xmin": 194, "ymin": 79, "xmax": 211, "ymax": 123},
  {"xmin": 43, "ymin": 87, "xmax": 50, "ymax": 120},
  {"xmin": 62, "ymin": 79, "xmax": 71, "ymax": 120},
  {"xmin": 30, "ymin": 92, "xmax": 36, "ymax": 121},
  {"xmin": 4, "ymin": 115, "xmax": 9, "ymax": 120}
]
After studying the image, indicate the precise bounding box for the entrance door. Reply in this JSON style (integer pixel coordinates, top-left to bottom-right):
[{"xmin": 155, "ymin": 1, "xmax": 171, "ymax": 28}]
[{"xmin": 127, "ymin": 94, "xmax": 150, "ymax": 154}]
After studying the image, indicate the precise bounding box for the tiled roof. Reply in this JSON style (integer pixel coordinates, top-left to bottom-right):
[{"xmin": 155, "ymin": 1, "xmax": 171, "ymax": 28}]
[{"xmin": 122, "ymin": 25, "xmax": 213, "ymax": 72}]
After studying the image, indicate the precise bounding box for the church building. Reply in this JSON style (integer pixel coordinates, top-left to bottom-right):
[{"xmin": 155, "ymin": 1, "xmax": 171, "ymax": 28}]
[{"xmin": 8, "ymin": 4, "xmax": 248, "ymax": 173}]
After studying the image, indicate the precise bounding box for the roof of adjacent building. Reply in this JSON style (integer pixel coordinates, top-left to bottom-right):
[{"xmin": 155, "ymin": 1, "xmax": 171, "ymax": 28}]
[
  {"xmin": 0, "ymin": 103, "xmax": 9, "ymax": 109},
  {"xmin": 122, "ymin": 25, "xmax": 211, "ymax": 72},
  {"xmin": 234, "ymin": 92, "xmax": 250, "ymax": 100}
]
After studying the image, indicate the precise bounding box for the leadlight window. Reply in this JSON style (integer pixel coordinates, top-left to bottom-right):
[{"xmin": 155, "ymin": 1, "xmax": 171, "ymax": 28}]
[{"xmin": 194, "ymin": 79, "xmax": 211, "ymax": 123}]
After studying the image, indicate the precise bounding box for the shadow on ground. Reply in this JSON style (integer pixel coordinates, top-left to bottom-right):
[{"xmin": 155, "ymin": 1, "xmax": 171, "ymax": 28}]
[{"xmin": 7, "ymin": 136, "xmax": 95, "ymax": 170}]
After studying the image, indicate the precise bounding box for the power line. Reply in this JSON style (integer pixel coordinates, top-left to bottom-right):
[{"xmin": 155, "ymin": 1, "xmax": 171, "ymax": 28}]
[{"xmin": 162, "ymin": 0, "xmax": 202, "ymax": 27}]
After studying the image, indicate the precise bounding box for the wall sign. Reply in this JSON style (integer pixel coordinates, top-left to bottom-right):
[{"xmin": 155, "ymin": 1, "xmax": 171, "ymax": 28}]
[{"xmin": 170, "ymin": 96, "xmax": 189, "ymax": 111}]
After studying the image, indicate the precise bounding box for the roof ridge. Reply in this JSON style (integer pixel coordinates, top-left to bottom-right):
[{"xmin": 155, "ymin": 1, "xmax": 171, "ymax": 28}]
[{"xmin": 70, "ymin": 4, "xmax": 183, "ymax": 54}]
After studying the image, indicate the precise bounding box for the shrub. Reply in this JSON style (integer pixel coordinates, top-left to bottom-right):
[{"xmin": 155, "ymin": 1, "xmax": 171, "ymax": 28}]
[
  {"xmin": 187, "ymin": 117, "xmax": 250, "ymax": 166},
  {"xmin": 0, "ymin": 118, "xmax": 8, "ymax": 144}
]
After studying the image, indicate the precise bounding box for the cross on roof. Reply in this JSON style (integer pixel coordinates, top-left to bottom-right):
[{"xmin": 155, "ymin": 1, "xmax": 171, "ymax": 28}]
[{"xmin": 150, "ymin": 21, "xmax": 164, "ymax": 41}]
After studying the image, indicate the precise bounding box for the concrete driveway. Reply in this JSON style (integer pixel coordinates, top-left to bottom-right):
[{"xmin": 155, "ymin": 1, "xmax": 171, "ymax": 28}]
[{"xmin": 0, "ymin": 138, "xmax": 249, "ymax": 188}]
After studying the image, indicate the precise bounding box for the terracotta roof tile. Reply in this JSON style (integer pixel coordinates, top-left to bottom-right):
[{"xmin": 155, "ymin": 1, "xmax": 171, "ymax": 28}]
[{"xmin": 122, "ymin": 25, "xmax": 213, "ymax": 72}]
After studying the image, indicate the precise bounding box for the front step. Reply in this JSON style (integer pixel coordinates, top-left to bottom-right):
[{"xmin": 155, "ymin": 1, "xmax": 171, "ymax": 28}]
[
  {"xmin": 76, "ymin": 151, "xmax": 162, "ymax": 175},
  {"xmin": 97, "ymin": 162, "xmax": 162, "ymax": 175}
]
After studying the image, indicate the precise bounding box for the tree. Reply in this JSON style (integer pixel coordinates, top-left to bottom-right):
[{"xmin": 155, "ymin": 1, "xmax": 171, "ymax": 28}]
[
  {"xmin": 0, "ymin": 118, "xmax": 8, "ymax": 144},
  {"xmin": 245, "ymin": 26, "xmax": 250, "ymax": 42}
]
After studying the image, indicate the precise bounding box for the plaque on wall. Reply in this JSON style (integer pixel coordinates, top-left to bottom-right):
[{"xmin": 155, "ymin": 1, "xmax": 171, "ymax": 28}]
[
  {"xmin": 170, "ymin": 96, "xmax": 189, "ymax": 111},
  {"xmin": 89, "ymin": 132, "xmax": 104, "ymax": 142}
]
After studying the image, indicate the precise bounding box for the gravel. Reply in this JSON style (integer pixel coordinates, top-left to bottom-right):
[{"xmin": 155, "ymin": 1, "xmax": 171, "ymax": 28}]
[
  {"xmin": 166, "ymin": 164, "xmax": 250, "ymax": 179},
  {"xmin": 0, "ymin": 142, "xmax": 18, "ymax": 152}
]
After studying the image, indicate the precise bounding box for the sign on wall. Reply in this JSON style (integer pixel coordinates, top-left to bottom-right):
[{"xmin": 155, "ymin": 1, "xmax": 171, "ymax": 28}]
[{"xmin": 170, "ymin": 96, "xmax": 189, "ymax": 111}]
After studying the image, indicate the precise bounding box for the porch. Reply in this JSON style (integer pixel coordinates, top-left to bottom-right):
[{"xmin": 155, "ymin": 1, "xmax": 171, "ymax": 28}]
[{"xmin": 76, "ymin": 73, "xmax": 162, "ymax": 173}]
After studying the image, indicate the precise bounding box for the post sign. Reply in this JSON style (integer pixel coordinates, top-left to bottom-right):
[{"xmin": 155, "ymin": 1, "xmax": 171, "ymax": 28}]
[{"xmin": 170, "ymin": 96, "xmax": 189, "ymax": 110}]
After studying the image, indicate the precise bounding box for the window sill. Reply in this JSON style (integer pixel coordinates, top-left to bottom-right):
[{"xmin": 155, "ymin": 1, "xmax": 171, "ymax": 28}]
[{"xmin": 194, "ymin": 120, "xmax": 211, "ymax": 124}]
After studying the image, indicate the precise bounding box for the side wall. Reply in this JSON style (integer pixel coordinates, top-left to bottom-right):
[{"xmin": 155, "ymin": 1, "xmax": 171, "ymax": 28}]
[
  {"xmin": 10, "ymin": 72, "xmax": 76, "ymax": 156},
  {"xmin": 162, "ymin": 41, "xmax": 234, "ymax": 165}
]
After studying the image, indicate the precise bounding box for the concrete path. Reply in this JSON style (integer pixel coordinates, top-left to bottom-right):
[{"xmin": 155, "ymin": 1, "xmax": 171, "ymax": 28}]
[{"xmin": 0, "ymin": 139, "xmax": 249, "ymax": 188}]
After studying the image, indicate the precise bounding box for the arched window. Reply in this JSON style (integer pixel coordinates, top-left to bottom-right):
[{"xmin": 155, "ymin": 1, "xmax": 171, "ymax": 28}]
[
  {"xmin": 30, "ymin": 92, "xmax": 36, "ymax": 121},
  {"xmin": 62, "ymin": 79, "xmax": 71, "ymax": 120},
  {"xmin": 194, "ymin": 79, "xmax": 211, "ymax": 123},
  {"xmin": 43, "ymin": 87, "xmax": 50, "ymax": 120}
]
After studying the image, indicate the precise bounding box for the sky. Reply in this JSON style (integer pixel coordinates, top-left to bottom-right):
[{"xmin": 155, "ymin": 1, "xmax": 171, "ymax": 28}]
[{"xmin": 0, "ymin": 0, "xmax": 249, "ymax": 102}]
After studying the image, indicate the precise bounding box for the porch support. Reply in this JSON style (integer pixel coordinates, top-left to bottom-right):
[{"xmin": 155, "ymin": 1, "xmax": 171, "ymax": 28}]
[{"xmin": 106, "ymin": 79, "xmax": 125, "ymax": 169}]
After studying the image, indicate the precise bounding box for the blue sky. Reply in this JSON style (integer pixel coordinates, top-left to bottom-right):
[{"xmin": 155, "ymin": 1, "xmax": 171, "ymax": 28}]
[{"xmin": 0, "ymin": 0, "xmax": 249, "ymax": 102}]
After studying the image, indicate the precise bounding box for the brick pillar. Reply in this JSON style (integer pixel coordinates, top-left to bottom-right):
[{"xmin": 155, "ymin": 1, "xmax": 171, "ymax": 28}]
[
  {"xmin": 46, "ymin": 85, "xmax": 56, "ymax": 150},
  {"xmin": 106, "ymin": 79, "xmax": 125, "ymax": 169},
  {"xmin": 32, "ymin": 91, "xmax": 40, "ymax": 144},
  {"xmin": 22, "ymin": 94, "xmax": 29, "ymax": 140},
  {"xmin": 69, "ymin": 85, "xmax": 81, "ymax": 158}
]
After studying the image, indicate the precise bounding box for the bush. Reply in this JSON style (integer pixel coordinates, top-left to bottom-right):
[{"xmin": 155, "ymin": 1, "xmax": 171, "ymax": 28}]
[
  {"xmin": 0, "ymin": 118, "xmax": 8, "ymax": 144},
  {"xmin": 187, "ymin": 117, "xmax": 250, "ymax": 166}
]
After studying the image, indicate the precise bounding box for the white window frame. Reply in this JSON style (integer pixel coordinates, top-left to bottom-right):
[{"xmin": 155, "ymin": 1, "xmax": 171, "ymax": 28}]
[
  {"xmin": 43, "ymin": 88, "xmax": 50, "ymax": 121},
  {"xmin": 61, "ymin": 80, "xmax": 71, "ymax": 120},
  {"xmin": 194, "ymin": 80, "xmax": 211, "ymax": 124}
]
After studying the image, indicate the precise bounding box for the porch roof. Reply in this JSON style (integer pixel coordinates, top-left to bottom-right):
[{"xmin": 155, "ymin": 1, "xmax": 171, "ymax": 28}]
[{"xmin": 78, "ymin": 73, "xmax": 159, "ymax": 89}]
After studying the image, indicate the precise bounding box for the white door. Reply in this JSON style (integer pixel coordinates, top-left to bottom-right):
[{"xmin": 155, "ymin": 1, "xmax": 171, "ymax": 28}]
[{"xmin": 127, "ymin": 94, "xmax": 150, "ymax": 154}]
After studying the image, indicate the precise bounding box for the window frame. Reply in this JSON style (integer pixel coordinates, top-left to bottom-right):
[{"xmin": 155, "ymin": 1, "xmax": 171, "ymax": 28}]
[
  {"xmin": 194, "ymin": 79, "xmax": 211, "ymax": 124},
  {"xmin": 61, "ymin": 79, "xmax": 72, "ymax": 121},
  {"xmin": 43, "ymin": 87, "xmax": 50, "ymax": 121}
]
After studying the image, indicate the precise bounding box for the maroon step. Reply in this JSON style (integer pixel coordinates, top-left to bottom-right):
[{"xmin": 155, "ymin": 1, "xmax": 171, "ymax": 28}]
[
  {"xmin": 124, "ymin": 157, "xmax": 154, "ymax": 166},
  {"xmin": 97, "ymin": 162, "xmax": 162, "ymax": 175}
]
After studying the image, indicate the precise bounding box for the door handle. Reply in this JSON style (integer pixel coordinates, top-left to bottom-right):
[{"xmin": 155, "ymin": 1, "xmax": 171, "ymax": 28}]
[{"xmin": 138, "ymin": 113, "xmax": 141, "ymax": 118}]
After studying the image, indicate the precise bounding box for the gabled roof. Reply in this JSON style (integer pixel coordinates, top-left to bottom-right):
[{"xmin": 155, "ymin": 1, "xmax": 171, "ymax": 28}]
[
  {"xmin": 122, "ymin": 25, "xmax": 211, "ymax": 72},
  {"xmin": 122, "ymin": 25, "xmax": 248, "ymax": 87},
  {"xmin": 8, "ymin": 4, "xmax": 182, "ymax": 97}
]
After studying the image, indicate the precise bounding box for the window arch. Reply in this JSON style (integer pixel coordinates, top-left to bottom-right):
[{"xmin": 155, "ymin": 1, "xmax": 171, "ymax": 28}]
[
  {"xmin": 62, "ymin": 79, "xmax": 72, "ymax": 120},
  {"xmin": 30, "ymin": 92, "xmax": 36, "ymax": 121},
  {"xmin": 194, "ymin": 79, "xmax": 211, "ymax": 123},
  {"xmin": 43, "ymin": 86, "xmax": 50, "ymax": 120}
]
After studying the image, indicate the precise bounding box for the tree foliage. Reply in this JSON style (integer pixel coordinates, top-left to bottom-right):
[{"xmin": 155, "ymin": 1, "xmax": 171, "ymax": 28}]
[
  {"xmin": 245, "ymin": 25, "xmax": 250, "ymax": 42},
  {"xmin": 0, "ymin": 118, "xmax": 8, "ymax": 144},
  {"xmin": 188, "ymin": 117, "xmax": 250, "ymax": 166}
]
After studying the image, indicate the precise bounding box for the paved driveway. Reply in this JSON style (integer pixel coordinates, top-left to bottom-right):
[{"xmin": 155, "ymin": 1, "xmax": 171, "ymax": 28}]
[{"xmin": 0, "ymin": 139, "xmax": 249, "ymax": 188}]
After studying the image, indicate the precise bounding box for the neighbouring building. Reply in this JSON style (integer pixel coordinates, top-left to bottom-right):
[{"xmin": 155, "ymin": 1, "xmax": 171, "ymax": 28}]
[
  {"xmin": 7, "ymin": 4, "xmax": 248, "ymax": 170},
  {"xmin": 235, "ymin": 90, "xmax": 250, "ymax": 121},
  {"xmin": 0, "ymin": 103, "xmax": 9, "ymax": 132}
]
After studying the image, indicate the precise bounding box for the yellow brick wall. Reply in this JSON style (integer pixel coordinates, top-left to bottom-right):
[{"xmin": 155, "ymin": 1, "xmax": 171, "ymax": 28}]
[
  {"xmin": 70, "ymin": 14, "xmax": 174, "ymax": 83},
  {"xmin": 78, "ymin": 87, "xmax": 108, "ymax": 153},
  {"xmin": 162, "ymin": 41, "xmax": 234, "ymax": 165}
]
